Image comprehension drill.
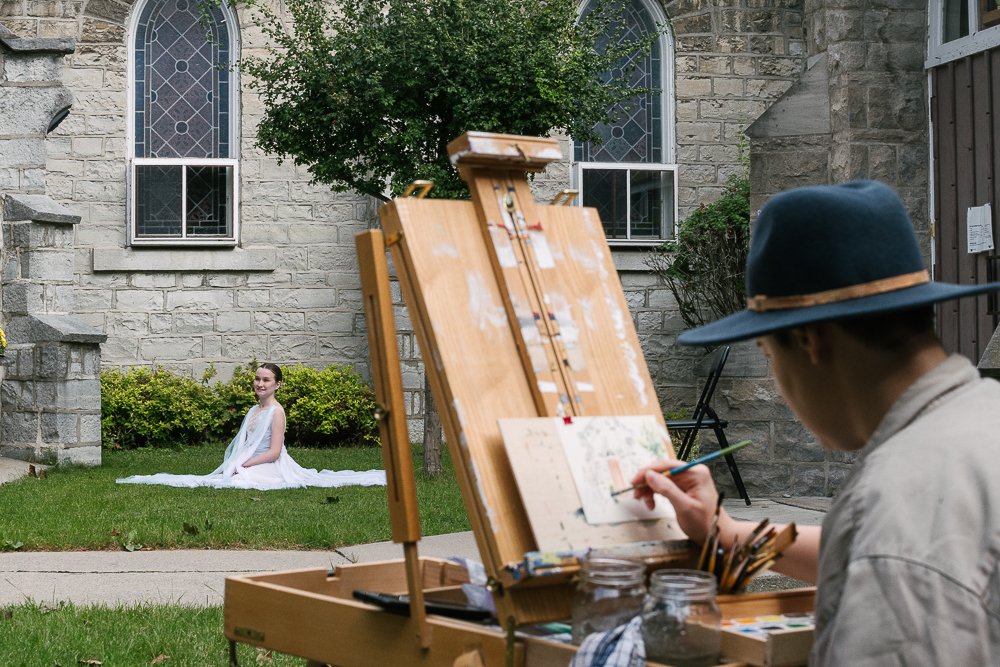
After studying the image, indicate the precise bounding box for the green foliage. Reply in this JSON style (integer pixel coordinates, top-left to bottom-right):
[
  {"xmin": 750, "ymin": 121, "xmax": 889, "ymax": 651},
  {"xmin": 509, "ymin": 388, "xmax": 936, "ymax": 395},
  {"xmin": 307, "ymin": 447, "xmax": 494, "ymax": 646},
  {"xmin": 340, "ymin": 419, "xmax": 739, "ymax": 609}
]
[
  {"xmin": 100, "ymin": 363, "xmax": 378, "ymax": 449},
  {"xmin": 100, "ymin": 367, "xmax": 221, "ymax": 450},
  {"xmin": 647, "ymin": 174, "xmax": 751, "ymax": 330},
  {"xmin": 236, "ymin": 0, "xmax": 660, "ymax": 200},
  {"xmin": 281, "ymin": 365, "xmax": 381, "ymax": 447}
]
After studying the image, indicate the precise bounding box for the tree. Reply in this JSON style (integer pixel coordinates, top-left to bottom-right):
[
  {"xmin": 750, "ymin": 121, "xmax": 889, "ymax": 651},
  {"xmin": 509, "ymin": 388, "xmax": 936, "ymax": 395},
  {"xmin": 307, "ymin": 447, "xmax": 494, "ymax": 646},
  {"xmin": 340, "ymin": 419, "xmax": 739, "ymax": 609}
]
[{"xmin": 237, "ymin": 0, "xmax": 659, "ymax": 472}]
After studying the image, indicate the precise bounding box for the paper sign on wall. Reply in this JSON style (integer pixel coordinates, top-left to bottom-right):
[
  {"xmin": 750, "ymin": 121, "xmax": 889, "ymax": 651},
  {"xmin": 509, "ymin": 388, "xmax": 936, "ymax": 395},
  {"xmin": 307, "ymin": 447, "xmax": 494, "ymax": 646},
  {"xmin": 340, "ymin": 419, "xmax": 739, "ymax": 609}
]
[{"xmin": 967, "ymin": 203, "xmax": 994, "ymax": 254}]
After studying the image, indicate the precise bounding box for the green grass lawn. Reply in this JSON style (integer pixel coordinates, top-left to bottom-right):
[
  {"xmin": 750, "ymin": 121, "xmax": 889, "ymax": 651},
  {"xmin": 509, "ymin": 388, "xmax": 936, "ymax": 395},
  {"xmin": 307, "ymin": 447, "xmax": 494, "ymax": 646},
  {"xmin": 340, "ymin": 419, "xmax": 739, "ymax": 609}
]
[
  {"xmin": 0, "ymin": 602, "xmax": 306, "ymax": 666},
  {"xmin": 0, "ymin": 445, "xmax": 469, "ymax": 551}
]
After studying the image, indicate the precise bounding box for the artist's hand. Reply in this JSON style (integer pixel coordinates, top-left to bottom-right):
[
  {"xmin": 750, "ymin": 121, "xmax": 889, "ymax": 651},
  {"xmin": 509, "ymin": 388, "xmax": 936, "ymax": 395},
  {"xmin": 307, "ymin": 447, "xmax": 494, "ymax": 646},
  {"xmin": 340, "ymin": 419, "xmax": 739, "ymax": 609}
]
[{"xmin": 630, "ymin": 460, "xmax": 719, "ymax": 544}]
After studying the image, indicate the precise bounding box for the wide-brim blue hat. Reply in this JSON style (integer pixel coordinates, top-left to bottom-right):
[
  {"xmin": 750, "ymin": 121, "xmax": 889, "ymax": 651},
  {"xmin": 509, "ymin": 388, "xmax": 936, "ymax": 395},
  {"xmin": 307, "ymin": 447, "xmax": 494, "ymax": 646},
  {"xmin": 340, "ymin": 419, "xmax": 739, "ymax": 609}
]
[{"xmin": 678, "ymin": 180, "xmax": 1000, "ymax": 346}]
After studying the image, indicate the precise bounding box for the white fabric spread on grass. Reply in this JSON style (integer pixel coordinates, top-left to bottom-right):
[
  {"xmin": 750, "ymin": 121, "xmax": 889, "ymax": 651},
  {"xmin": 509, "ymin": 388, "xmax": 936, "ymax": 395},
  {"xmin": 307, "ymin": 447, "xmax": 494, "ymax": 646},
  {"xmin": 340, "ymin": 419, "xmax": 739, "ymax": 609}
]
[{"xmin": 116, "ymin": 405, "xmax": 387, "ymax": 490}]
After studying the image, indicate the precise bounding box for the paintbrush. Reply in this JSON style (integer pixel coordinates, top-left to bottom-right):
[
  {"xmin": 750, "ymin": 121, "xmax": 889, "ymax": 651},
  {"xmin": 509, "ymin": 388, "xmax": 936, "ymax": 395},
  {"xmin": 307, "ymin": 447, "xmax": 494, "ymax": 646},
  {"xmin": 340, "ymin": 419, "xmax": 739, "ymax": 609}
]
[
  {"xmin": 697, "ymin": 492, "xmax": 724, "ymax": 570},
  {"xmin": 610, "ymin": 439, "xmax": 751, "ymax": 498}
]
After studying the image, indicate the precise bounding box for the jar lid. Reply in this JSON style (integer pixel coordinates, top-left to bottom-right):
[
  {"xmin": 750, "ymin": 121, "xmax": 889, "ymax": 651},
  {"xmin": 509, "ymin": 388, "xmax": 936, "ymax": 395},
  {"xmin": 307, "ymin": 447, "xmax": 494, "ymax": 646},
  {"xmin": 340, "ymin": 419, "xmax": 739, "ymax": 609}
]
[
  {"xmin": 648, "ymin": 569, "xmax": 717, "ymax": 598},
  {"xmin": 580, "ymin": 557, "xmax": 644, "ymax": 586}
]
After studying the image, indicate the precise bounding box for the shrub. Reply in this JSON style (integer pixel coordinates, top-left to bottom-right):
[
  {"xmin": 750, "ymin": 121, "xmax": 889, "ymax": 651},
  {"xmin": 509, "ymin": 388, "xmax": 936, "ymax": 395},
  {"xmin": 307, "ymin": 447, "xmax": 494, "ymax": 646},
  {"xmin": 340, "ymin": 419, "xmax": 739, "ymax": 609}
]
[
  {"xmin": 101, "ymin": 367, "xmax": 221, "ymax": 450},
  {"xmin": 647, "ymin": 173, "xmax": 751, "ymax": 330},
  {"xmin": 101, "ymin": 363, "xmax": 379, "ymax": 449},
  {"xmin": 281, "ymin": 365, "xmax": 380, "ymax": 448}
]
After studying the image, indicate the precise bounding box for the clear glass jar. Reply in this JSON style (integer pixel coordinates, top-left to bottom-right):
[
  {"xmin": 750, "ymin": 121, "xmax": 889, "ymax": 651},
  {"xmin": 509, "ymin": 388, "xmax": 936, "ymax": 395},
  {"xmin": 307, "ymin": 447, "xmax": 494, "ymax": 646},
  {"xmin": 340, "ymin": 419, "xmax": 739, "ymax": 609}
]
[
  {"xmin": 571, "ymin": 556, "xmax": 646, "ymax": 644},
  {"xmin": 641, "ymin": 569, "xmax": 721, "ymax": 667}
]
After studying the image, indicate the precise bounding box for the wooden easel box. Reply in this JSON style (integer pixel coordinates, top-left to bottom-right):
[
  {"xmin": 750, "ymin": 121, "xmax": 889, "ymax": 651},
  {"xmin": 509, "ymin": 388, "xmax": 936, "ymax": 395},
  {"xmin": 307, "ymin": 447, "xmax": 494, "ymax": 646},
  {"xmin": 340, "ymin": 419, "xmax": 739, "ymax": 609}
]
[
  {"xmin": 222, "ymin": 133, "xmax": 816, "ymax": 666},
  {"xmin": 224, "ymin": 557, "xmax": 814, "ymax": 666}
]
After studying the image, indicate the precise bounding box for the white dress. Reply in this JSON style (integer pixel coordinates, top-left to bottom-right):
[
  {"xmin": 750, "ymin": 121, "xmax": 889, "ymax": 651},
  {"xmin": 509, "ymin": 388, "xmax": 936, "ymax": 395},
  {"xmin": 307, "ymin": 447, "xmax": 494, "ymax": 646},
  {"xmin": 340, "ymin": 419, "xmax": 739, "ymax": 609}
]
[{"xmin": 116, "ymin": 405, "xmax": 387, "ymax": 490}]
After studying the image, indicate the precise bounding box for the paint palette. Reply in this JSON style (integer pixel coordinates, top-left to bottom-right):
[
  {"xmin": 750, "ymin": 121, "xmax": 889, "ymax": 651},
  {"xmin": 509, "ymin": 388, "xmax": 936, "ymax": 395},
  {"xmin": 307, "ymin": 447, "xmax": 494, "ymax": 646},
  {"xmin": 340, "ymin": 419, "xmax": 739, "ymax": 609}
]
[{"xmin": 720, "ymin": 612, "xmax": 815, "ymax": 667}]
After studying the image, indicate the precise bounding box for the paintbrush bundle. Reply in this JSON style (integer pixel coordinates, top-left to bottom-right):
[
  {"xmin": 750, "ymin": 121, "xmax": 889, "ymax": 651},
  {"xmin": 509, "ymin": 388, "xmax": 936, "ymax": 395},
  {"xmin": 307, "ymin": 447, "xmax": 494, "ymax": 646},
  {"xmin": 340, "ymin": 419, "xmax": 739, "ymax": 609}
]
[{"xmin": 697, "ymin": 495, "xmax": 798, "ymax": 594}]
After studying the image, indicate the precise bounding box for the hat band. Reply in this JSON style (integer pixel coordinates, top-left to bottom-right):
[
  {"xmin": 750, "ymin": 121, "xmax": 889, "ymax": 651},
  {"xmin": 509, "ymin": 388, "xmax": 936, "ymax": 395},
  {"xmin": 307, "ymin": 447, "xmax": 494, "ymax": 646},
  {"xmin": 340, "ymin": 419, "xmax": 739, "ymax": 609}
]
[{"xmin": 746, "ymin": 270, "xmax": 930, "ymax": 312}]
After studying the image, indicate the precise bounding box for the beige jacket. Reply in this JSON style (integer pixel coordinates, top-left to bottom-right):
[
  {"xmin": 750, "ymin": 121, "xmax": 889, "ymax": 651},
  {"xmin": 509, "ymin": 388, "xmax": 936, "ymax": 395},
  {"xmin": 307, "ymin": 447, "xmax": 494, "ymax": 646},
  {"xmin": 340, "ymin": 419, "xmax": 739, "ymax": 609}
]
[{"xmin": 812, "ymin": 355, "xmax": 1000, "ymax": 665}]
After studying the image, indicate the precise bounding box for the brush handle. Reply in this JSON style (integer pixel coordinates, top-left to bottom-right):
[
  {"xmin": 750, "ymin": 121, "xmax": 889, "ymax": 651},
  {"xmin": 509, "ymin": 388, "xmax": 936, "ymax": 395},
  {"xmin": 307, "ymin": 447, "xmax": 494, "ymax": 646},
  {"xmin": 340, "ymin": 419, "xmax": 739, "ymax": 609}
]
[{"xmin": 610, "ymin": 439, "xmax": 751, "ymax": 497}]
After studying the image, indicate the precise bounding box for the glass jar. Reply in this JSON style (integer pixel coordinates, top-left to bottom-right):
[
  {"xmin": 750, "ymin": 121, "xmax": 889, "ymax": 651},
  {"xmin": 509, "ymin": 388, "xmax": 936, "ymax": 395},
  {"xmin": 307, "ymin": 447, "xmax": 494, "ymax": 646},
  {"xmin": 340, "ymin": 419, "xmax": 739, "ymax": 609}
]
[
  {"xmin": 641, "ymin": 569, "xmax": 722, "ymax": 667},
  {"xmin": 571, "ymin": 556, "xmax": 646, "ymax": 644}
]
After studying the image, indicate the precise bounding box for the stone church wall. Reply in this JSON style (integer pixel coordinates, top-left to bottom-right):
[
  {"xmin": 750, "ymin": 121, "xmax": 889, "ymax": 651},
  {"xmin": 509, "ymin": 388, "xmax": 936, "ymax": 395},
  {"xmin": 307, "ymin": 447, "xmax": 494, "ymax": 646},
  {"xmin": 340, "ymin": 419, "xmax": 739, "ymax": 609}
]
[{"xmin": 0, "ymin": 0, "xmax": 834, "ymax": 496}]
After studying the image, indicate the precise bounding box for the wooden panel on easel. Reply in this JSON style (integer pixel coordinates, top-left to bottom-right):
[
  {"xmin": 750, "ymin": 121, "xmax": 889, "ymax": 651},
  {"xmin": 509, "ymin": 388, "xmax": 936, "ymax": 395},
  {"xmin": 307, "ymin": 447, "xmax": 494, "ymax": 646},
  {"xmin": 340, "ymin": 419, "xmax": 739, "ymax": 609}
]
[
  {"xmin": 381, "ymin": 196, "xmax": 687, "ymax": 571},
  {"xmin": 382, "ymin": 198, "xmax": 539, "ymax": 574},
  {"xmin": 532, "ymin": 196, "xmax": 667, "ymax": 417}
]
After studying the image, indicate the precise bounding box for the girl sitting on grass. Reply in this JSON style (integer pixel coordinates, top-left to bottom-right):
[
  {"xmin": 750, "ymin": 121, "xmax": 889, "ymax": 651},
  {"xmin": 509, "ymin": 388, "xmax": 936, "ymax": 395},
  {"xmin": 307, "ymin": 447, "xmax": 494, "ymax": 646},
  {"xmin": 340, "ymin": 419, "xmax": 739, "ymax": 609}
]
[{"xmin": 117, "ymin": 363, "xmax": 386, "ymax": 490}]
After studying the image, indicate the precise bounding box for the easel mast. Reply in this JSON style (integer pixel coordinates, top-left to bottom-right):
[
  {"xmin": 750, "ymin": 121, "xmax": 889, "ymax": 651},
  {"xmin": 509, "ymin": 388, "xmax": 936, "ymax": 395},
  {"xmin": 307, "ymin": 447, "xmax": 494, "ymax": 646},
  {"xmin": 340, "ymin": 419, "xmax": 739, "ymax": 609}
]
[{"xmin": 366, "ymin": 132, "xmax": 687, "ymax": 627}]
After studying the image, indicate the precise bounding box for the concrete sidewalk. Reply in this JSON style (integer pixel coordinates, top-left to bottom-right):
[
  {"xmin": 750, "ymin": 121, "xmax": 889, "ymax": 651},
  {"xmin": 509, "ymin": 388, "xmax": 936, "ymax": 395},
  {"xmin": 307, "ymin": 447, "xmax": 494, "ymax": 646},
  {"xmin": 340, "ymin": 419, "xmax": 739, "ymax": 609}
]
[{"xmin": 0, "ymin": 498, "xmax": 828, "ymax": 607}]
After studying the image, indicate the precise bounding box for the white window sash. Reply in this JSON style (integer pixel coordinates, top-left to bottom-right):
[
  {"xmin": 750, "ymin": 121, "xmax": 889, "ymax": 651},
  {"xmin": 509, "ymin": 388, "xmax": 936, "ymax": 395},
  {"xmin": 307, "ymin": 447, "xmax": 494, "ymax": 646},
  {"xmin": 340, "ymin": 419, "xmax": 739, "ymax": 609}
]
[
  {"xmin": 574, "ymin": 161, "xmax": 679, "ymax": 246},
  {"xmin": 927, "ymin": 0, "xmax": 1000, "ymax": 67},
  {"xmin": 130, "ymin": 158, "xmax": 240, "ymax": 246}
]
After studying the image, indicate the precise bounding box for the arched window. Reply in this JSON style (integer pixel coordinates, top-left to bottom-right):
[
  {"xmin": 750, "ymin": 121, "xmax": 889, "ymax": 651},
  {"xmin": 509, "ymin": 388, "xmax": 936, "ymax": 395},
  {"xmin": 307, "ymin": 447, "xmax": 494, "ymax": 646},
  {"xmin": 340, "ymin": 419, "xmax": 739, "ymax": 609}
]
[
  {"xmin": 574, "ymin": 0, "xmax": 676, "ymax": 244},
  {"xmin": 128, "ymin": 0, "xmax": 239, "ymax": 245}
]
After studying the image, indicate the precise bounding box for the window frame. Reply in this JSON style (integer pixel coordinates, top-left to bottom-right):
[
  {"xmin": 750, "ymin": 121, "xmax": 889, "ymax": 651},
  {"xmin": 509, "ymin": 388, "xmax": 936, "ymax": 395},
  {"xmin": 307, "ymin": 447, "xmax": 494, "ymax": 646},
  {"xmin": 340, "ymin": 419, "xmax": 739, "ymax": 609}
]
[
  {"xmin": 573, "ymin": 161, "xmax": 679, "ymax": 246},
  {"xmin": 927, "ymin": 0, "xmax": 1000, "ymax": 67},
  {"xmin": 125, "ymin": 0, "xmax": 241, "ymax": 247},
  {"xmin": 130, "ymin": 157, "xmax": 240, "ymax": 245},
  {"xmin": 571, "ymin": 0, "xmax": 677, "ymax": 246}
]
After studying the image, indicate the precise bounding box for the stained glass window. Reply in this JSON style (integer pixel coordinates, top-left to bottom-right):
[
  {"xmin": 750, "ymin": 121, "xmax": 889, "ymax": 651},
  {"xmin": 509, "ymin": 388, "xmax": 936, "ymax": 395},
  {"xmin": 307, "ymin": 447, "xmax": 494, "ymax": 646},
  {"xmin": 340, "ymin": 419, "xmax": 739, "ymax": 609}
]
[
  {"xmin": 574, "ymin": 0, "xmax": 676, "ymax": 244},
  {"xmin": 130, "ymin": 0, "xmax": 238, "ymax": 243}
]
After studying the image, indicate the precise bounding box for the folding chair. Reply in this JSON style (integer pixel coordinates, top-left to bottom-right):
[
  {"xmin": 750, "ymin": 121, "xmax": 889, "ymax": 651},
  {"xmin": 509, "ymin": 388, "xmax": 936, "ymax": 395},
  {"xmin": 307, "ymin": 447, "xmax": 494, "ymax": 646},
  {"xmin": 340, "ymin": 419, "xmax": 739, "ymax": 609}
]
[{"xmin": 667, "ymin": 345, "xmax": 751, "ymax": 505}]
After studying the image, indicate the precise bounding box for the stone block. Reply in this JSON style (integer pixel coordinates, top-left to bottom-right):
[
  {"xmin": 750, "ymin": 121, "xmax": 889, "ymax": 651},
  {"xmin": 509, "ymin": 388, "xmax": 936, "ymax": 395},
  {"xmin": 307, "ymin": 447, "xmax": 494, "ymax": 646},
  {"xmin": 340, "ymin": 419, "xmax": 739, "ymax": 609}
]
[
  {"xmin": 80, "ymin": 17, "xmax": 123, "ymax": 43},
  {"xmin": 2, "ymin": 282, "xmax": 42, "ymax": 314},
  {"xmin": 726, "ymin": 461, "xmax": 791, "ymax": 497},
  {"xmin": 113, "ymin": 289, "xmax": 164, "ymax": 310},
  {"xmin": 318, "ymin": 335, "xmax": 367, "ymax": 362},
  {"xmin": 789, "ymin": 464, "xmax": 827, "ymax": 496},
  {"xmin": 35, "ymin": 343, "xmax": 69, "ymax": 379},
  {"xmin": 305, "ymin": 310, "xmax": 355, "ymax": 334},
  {"xmin": 149, "ymin": 313, "xmax": 172, "ymax": 333},
  {"xmin": 101, "ymin": 334, "xmax": 138, "ymax": 361},
  {"xmin": 54, "ymin": 444, "xmax": 99, "ymax": 465},
  {"xmin": 273, "ymin": 287, "xmax": 336, "ymax": 310},
  {"xmin": 2, "ymin": 410, "xmax": 39, "ymax": 443},
  {"xmin": 205, "ymin": 274, "xmax": 246, "ymax": 289},
  {"xmin": 676, "ymin": 75, "xmax": 713, "ymax": 98},
  {"xmin": 172, "ymin": 312, "xmax": 214, "ymax": 334},
  {"xmin": 105, "ymin": 312, "xmax": 147, "ymax": 336},
  {"xmin": 139, "ymin": 336, "xmax": 203, "ymax": 361},
  {"xmin": 22, "ymin": 248, "xmax": 74, "ymax": 281},
  {"xmin": 203, "ymin": 335, "xmax": 223, "ymax": 358},
  {"xmin": 165, "ymin": 289, "xmax": 234, "ymax": 311},
  {"xmin": 41, "ymin": 411, "xmax": 78, "ymax": 442},
  {"xmin": 128, "ymin": 273, "xmax": 177, "ymax": 289},
  {"xmin": 221, "ymin": 334, "xmax": 259, "ymax": 359},
  {"xmin": 0, "ymin": 380, "xmax": 35, "ymax": 411},
  {"xmin": 269, "ymin": 334, "xmax": 316, "ymax": 360},
  {"xmin": 253, "ymin": 311, "xmax": 306, "ymax": 332},
  {"xmin": 50, "ymin": 377, "xmax": 100, "ymax": 410},
  {"xmin": 774, "ymin": 420, "xmax": 824, "ymax": 462},
  {"xmin": 236, "ymin": 289, "xmax": 271, "ymax": 308},
  {"xmin": 217, "ymin": 310, "xmax": 252, "ymax": 332}
]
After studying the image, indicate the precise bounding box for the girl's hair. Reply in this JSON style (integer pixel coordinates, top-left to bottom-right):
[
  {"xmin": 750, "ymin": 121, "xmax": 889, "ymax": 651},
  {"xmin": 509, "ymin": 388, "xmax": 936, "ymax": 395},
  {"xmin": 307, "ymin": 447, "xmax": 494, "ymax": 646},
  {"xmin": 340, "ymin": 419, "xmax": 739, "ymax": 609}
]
[{"xmin": 258, "ymin": 362, "xmax": 283, "ymax": 382}]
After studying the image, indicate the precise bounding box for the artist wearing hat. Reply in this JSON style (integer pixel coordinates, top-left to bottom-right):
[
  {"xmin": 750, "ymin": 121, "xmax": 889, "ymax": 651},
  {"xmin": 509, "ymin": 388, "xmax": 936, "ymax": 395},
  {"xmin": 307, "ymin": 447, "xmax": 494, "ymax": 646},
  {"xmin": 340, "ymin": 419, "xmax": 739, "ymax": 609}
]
[{"xmin": 632, "ymin": 181, "xmax": 1000, "ymax": 665}]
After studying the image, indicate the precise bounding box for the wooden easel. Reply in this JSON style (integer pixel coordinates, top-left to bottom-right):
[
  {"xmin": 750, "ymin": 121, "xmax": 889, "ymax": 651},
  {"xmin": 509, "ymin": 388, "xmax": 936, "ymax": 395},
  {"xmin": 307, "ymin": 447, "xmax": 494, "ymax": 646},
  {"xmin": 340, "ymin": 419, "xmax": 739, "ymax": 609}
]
[{"xmin": 223, "ymin": 133, "xmax": 814, "ymax": 666}]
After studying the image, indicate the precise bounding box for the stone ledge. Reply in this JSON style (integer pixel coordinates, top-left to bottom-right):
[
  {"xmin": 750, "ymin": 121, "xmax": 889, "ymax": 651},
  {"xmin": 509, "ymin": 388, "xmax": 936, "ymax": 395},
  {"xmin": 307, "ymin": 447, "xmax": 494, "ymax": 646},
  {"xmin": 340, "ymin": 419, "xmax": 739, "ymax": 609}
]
[
  {"xmin": 24, "ymin": 314, "xmax": 107, "ymax": 344},
  {"xmin": 3, "ymin": 194, "xmax": 81, "ymax": 224},
  {"xmin": 93, "ymin": 246, "xmax": 277, "ymax": 272},
  {"xmin": 612, "ymin": 248, "xmax": 657, "ymax": 272},
  {"xmin": 0, "ymin": 24, "xmax": 75, "ymax": 55},
  {"xmin": 979, "ymin": 324, "xmax": 1000, "ymax": 379}
]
